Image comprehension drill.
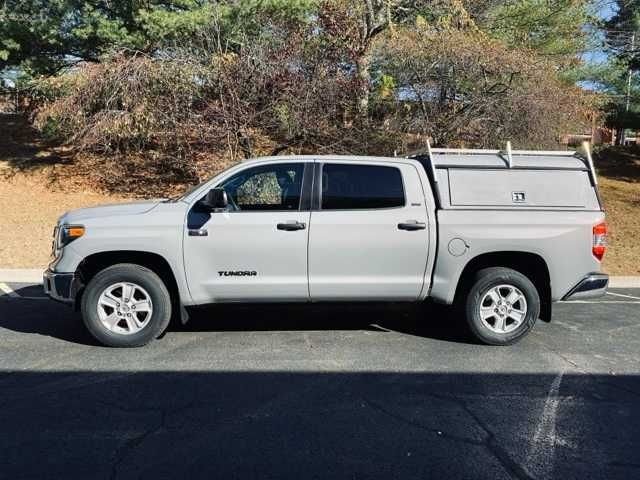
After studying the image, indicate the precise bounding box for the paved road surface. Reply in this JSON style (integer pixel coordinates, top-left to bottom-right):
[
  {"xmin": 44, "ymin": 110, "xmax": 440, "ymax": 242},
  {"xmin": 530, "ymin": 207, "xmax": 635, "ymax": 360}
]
[{"xmin": 1, "ymin": 284, "xmax": 639, "ymax": 479}]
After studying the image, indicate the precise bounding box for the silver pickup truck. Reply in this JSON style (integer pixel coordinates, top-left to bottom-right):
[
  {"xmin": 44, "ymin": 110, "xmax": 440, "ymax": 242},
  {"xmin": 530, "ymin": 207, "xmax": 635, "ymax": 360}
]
[{"xmin": 44, "ymin": 146, "xmax": 608, "ymax": 347}]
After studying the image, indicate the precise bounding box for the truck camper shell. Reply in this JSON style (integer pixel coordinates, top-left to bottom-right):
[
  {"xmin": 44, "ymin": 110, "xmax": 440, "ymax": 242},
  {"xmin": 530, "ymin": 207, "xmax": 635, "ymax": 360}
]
[{"xmin": 407, "ymin": 143, "xmax": 602, "ymax": 211}]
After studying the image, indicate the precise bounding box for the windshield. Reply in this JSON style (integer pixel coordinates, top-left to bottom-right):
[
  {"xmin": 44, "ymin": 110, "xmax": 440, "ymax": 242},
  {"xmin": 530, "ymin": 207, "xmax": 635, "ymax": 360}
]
[{"xmin": 168, "ymin": 163, "xmax": 240, "ymax": 202}]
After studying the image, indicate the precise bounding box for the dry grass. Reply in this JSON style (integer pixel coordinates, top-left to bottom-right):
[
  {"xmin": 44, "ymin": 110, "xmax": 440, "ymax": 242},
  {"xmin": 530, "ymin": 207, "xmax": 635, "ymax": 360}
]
[
  {"xmin": 599, "ymin": 178, "xmax": 640, "ymax": 275},
  {"xmin": 0, "ymin": 174, "xmax": 130, "ymax": 268},
  {"xmin": 0, "ymin": 113, "xmax": 638, "ymax": 274}
]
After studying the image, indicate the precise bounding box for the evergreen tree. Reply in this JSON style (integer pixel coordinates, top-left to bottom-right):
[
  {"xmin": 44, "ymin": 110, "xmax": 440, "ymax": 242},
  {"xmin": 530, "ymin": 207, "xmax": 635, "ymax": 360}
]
[{"xmin": 600, "ymin": 0, "xmax": 640, "ymax": 142}]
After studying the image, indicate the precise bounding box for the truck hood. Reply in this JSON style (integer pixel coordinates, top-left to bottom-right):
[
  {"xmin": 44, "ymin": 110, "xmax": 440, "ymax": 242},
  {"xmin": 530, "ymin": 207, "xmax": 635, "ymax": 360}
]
[{"xmin": 59, "ymin": 199, "xmax": 164, "ymax": 223}]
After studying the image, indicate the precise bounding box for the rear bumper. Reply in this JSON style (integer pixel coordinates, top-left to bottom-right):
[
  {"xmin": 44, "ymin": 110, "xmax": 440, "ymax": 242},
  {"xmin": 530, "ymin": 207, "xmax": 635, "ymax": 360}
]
[
  {"xmin": 562, "ymin": 273, "xmax": 609, "ymax": 301},
  {"xmin": 43, "ymin": 269, "xmax": 76, "ymax": 305}
]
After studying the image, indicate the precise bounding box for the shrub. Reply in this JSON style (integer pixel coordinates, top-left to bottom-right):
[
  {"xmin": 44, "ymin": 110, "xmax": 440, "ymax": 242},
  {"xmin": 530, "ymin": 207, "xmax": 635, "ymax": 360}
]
[
  {"xmin": 374, "ymin": 28, "xmax": 593, "ymax": 149},
  {"xmin": 31, "ymin": 53, "xmax": 213, "ymax": 193}
]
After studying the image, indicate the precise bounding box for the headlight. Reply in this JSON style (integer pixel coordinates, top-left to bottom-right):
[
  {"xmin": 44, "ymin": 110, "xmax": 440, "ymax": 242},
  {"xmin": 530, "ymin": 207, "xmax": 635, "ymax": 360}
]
[
  {"xmin": 51, "ymin": 226, "xmax": 60, "ymax": 257},
  {"xmin": 59, "ymin": 225, "xmax": 85, "ymax": 248}
]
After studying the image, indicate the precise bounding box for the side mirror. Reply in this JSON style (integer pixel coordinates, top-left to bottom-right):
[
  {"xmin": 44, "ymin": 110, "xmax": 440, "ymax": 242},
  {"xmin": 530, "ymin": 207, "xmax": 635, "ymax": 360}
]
[{"xmin": 199, "ymin": 188, "xmax": 228, "ymax": 211}]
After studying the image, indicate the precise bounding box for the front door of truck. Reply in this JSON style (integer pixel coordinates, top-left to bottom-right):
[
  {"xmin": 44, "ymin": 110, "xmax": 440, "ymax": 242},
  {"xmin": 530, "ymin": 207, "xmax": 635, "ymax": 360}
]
[
  {"xmin": 184, "ymin": 161, "xmax": 312, "ymax": 304},
  {"xmin": 308, "ymin": 161, "xmax": 430, "ymax": 301}
]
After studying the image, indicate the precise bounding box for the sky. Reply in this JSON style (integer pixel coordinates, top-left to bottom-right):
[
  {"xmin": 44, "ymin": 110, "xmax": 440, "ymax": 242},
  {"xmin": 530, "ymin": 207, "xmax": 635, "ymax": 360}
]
[
  {"xmin": 578, "ymin": 0, "xmax": 624, "ymax": 91},
  {"xmin": 582, "ymin": 1, "xmax": 618, "ymax": 65}
]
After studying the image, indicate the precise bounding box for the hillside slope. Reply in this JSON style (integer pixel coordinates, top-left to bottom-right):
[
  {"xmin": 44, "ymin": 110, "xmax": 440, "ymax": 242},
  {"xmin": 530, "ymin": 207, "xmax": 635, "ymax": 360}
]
[{"xmin": 0, "ymin": 113, "xmax": 637, "ymax": 274}]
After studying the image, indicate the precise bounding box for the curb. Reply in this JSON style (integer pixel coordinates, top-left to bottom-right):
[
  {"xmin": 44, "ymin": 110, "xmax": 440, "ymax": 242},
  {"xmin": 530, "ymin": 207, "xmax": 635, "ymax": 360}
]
[
  {"xmin": 0, "ymin": 269, "xmax": 44, "ymax": 283},
  {"xmin": 0, "ymin": 268, "xmax": 638, "ymax": 288},
  {"xmin": 609, "ymin": 276, "xmax": 640, "ymax": 288}
]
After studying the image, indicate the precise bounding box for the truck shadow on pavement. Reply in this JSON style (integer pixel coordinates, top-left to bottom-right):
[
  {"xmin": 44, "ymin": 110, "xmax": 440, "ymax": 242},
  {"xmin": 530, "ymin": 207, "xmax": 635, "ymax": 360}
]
[
  {"xmin": 0, "ymin": 369, "xmax": 639, "ymax": 479},
  {"xmin": 182, "ymin": 301, "xmax": 472, "ymax": 342},
  {"xmin": 0, "ymin": 294, "xmax": 472, "ymax": 346}
]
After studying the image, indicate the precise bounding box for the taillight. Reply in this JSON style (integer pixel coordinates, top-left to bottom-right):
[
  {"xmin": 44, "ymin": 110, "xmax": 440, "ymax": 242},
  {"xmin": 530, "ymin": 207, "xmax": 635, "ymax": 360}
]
[{"xmin": 592, "ymin": 222, "xmax": 607, "ymax": 261}]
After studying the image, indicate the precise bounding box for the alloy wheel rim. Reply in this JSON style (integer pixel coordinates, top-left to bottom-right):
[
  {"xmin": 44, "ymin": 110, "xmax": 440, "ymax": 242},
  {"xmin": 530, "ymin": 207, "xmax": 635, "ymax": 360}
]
[
  {"xmin": 97, "ymin": 282, "xmax": 153, "ymax": 335},
  {"xmin": 479, "ymin": 284, "xmax": 527, "ymax": 334}
]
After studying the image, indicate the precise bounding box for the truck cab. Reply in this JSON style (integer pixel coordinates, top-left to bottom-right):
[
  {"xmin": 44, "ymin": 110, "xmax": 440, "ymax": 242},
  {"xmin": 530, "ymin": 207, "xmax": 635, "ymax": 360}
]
[{"xmin": 44, "ymin": 151, "xmax": 608, "ymax": 347}]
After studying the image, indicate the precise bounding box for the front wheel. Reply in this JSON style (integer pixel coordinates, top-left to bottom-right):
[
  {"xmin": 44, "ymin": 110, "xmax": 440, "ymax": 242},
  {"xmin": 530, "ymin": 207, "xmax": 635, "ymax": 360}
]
[
  {"xmin": 463, "ymin": 267, "xmax": 540, "ymax": 345},
  {"xmin": 81, "ymin": 264, "xmax": 172, "ymax": 347}
]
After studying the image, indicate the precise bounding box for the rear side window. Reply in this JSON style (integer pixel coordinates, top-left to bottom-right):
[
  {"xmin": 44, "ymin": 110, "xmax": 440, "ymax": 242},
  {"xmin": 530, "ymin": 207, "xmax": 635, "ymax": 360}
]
[{"xmin": 321, "ymin": 164, "xmax": 405, "ymax": 210}]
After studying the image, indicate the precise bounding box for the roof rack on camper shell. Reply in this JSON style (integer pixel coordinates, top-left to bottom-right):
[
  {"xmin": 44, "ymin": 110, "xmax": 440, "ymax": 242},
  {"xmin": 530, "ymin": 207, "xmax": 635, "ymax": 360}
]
[{"xmin": 406, "ymin": 140, "xmax": 598, "ymax": 186}]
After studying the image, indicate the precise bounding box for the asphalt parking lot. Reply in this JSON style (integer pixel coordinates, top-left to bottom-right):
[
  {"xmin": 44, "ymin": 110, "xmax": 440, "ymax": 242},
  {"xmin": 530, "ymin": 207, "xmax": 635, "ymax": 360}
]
[{"xmin": 1, "ymin": 282, "xmax": 639, "ymax": 480}]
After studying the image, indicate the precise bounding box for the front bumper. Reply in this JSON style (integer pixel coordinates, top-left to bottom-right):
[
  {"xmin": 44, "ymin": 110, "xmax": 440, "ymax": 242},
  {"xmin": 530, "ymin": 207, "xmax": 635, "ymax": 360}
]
[
  {"xmin": 43, "ymin": 269, "xmax": 76, "ymax": 304},
  {"xmin": 562, "ymin": 273, "xmax": 609, "ymax": 301}
]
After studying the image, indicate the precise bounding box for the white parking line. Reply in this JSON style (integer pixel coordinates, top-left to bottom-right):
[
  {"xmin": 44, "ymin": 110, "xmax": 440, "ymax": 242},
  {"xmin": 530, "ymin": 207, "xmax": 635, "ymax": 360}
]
[
  {"xmin": 0, "ymin": 282, "xmax": 48, "ymax": 300},
  {"xmin": 561, "ymin": 291, "xmax": 640, "ymax": 304},
  {"xmin": 0, "ymin": 282, "xmax": 19, "ymax": 298},
  {"xmin": 606, "ymin": 291, "xmax": 640, "ymax": 301},
  {"xmin": 526, "ymin": 371, "xmax": 563, "ymax": 477},
  {"xmin": 562, "ymin": 300, "xmax": 640, "ymax": 304}
]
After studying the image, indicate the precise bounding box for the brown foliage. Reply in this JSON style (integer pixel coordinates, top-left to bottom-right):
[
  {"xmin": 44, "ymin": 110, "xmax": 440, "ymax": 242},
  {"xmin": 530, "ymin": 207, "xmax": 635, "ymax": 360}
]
[
  {"xmin": 376, "ymin": 28, "xmax": 592, "ymax": 149},
  {"xmin": 27, "ymin": 5, "xmax": 596, "ymax": 196},
  {"xmin": 31, "ymin": 53, "xmax": 209, "ymax": 193}
]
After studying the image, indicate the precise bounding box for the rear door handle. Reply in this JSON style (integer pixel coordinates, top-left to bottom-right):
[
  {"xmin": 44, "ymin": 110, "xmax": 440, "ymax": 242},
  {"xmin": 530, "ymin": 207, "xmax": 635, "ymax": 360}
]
[
  {"xmin": 398, "ymin": 221, "xmax": 426, "ymax": 231},
  {"xmin": 277, "ymin": 221, "xmax": 306, "ymax": 231}
]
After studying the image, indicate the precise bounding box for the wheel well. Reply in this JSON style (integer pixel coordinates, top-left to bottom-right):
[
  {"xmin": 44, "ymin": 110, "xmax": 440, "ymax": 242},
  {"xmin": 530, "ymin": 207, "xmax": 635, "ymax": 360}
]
[
  {"xmin": 74, "ymin": 251, "xmax": 180, "ymax": 312},
  {"xmin": 454, "ymin": 251, "xmax": 552, "ymax": 322}
]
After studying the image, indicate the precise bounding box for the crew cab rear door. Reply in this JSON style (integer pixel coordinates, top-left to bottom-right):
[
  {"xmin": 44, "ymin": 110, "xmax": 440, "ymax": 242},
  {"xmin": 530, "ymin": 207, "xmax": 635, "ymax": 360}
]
[
  {"xmin": 183, "ymin": 160, "xmax": 312, "ymax": 304},
  {"xmin": 308, "ymin": 161, "xmax": 430, "ymax": 301}
]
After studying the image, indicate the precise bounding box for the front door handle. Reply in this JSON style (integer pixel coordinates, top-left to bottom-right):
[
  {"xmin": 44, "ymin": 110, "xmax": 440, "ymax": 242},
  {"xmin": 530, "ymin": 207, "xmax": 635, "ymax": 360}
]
[
  {"xmin": 277, "ymin": 221, "xmax": 306, "ymax": 231},
  {"xmin": 398, "ymin": 221, "xmax": 426, "ymax": 231}
]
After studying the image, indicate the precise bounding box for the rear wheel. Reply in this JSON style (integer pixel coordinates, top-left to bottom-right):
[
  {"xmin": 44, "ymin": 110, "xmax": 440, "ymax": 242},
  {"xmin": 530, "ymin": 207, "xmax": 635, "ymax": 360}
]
[
  {"xmin": 463, "ymin": 267, "xmax": 540, "ymax": 345},
  {"xmin": 81, "ymin": 264, "xmax": 172, "ymax": 347}
]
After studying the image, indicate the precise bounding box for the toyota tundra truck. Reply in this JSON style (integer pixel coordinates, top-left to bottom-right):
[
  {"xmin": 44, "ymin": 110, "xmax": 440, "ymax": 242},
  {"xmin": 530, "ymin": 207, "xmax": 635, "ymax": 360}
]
[{"xmin": 44, "ymin": 146, "xmax": 609, "ymax": 347}]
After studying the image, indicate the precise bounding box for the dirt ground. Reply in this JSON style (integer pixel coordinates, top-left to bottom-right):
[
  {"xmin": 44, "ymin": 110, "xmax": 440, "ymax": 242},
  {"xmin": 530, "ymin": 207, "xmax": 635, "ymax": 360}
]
[
  {"xmin": 598, "ymin": 179, "xmax": 640, "ymax": 275},
  {"xmin": 0, "ymin": 113, "xmax": 638, "ymax": 274},
  {"xmin": 594, "ymin": 146, "xmax": 640, "ymax": 275}
]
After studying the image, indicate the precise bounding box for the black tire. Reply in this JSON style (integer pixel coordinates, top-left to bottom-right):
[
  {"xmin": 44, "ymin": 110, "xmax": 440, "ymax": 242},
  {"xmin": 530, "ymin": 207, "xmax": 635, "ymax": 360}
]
[
  {"xmin": 463, "ymin": 267, "xmax": 540, "ymax": 346},
  {"xmin": 81, "ymin": 263, "xmax": 172, "ymax": 347}
]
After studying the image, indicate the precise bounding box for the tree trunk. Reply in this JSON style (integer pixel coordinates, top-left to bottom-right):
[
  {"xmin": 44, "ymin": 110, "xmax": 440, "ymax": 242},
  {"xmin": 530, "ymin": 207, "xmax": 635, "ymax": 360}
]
[
  {"xmin": 615, "ymin": 127, "xmax": 625, "ymax": 145},
  {"xmin": 355, "ymin": 53, "xmax": 371, "ymax": 121}
]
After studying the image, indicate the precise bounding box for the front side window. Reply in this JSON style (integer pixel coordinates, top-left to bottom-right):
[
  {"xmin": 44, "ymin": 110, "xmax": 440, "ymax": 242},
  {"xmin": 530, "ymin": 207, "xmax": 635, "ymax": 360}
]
[
  {"xmin": 219, "ymin": 163, "xmax": 304, "ymax": 211},
  {"xmin": 321, "ymin": 164, "xmax": 405, "ymax": 210}
]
